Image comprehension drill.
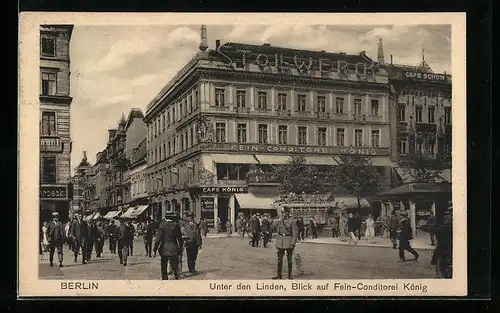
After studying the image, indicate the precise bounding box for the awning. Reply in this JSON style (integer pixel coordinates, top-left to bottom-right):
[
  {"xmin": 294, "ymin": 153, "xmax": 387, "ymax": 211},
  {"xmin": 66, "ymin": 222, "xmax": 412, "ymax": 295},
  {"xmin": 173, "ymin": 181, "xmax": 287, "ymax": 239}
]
[
  {"xmin": 304, "ymin": 156, "xmax": 339, "ymax": 165},
  {"xmin": 377, "ymin": 182, "xmax": 452, "ymax": 199},
  {"xmin": 235, "ymin": 193, "xmax": 277, "ymax": 210},
  {"xmin": 254, "ymin": 155, "xmax": 290, "ymax": 165},
  {"xmin": 127, "ymin": 205, "xmax": 150, "ymax": 219},
  {"xmin": 120, "ymin": 207, "xmax": 136, "ymax": 219},
  {"xmin": 333, "ymin": 197, "xmax": 372, "ymax": 209},
  {"xmin": 103, "ymin": 210, "xmax": 121, "ymax": 219},
  {"xmin": 211, "ymin": 154, "xmax": 258, "ymax": 164}
]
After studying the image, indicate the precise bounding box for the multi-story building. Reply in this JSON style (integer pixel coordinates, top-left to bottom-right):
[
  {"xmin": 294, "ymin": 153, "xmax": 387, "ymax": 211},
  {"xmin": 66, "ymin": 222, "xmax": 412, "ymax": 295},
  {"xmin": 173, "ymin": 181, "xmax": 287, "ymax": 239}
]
[
  {"xmin": 88, "ymin": 149, "xmax": 108, "ymax": 213},
  {"xmin": 376, "ymin": 39, "xmax": 452, "ymax": 183},
  {"xmin": 39, "ymin": 24, "xmax": 74, "ymax": 223},
  {"xmin": 122, "ymin": 109, "xmax": 152, "ymax": 219},
  {"xmin": 71, "ymin": 152, "xmax": 91, "ymax": 216},
  {"xmin": 104, "ymin": 115, "xmax": 128, "ymax": 213},
  {"xmin": 143, "ymin": 26, "xmax": 392, "ymax": 227}
]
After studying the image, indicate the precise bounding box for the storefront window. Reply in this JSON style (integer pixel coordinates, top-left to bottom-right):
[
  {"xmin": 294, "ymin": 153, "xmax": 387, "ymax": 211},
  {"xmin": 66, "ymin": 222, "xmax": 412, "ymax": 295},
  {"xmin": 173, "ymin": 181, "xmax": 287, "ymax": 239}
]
[{"xmin": 216, "ymin": 163, "xmax": 250, "ymax": 180}]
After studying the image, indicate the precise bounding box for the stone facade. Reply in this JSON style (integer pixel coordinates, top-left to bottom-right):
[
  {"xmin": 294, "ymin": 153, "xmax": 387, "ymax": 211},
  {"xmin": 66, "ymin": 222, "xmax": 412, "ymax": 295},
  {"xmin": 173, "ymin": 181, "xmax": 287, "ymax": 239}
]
[{"xmin": 39, "ymin": 24, "xmax": 74, "ymax": 223}]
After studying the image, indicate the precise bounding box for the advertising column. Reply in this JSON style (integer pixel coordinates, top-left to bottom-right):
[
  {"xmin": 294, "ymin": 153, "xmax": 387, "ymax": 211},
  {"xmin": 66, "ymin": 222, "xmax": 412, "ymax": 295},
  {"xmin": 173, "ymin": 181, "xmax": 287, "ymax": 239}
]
[{"xmin": 200, "ymin": 196, "xmax": 215, "ymax": 228}]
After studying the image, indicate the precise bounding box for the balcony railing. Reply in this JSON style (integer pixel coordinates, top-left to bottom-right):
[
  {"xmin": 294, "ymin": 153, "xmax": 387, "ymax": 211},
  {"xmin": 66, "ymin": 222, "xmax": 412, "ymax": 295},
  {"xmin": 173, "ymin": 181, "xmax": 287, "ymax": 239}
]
[
  {"xmin": 293, "ymin": 111, "xmax": 312, "ymax": 118},
  {"xmin": 397, "ymin": 121, "xmax": 408, "ymax": 132},
  {"xmin": 316, "ymin": 112, "xmax": 330, "ymax": 120},
  {"xmin": 415, "ymin": 123, "xmax": 437, "ymax": 133},
  {"xmin": 352, "ymin": 114, "xmax": 367, "ymax": 122}
]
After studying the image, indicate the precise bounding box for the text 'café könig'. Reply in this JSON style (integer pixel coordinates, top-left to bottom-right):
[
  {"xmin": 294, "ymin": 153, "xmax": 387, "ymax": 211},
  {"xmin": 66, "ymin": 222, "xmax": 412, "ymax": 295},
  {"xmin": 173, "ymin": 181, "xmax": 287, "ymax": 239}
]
[{"xmin": 143, "ymin": 40, "xmax": 393, "ymax": 227}]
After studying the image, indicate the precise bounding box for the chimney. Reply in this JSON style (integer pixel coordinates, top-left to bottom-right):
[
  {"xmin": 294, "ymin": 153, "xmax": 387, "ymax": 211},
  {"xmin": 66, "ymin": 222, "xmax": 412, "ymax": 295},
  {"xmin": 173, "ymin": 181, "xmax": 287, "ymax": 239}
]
[
  {"xmin": 199, "ymin": 25, "xmax": 208, "ymax": 51},
  {"xmin": 215, "ymin": 39, "xmax": 220, "ymax": 50},
  {"xmin": 390, "ymin": 54, "xmax": 393, "ymax": 65},
  {"xmin": 108, "ymin": 129, "xmax": 117, "ymax": 141},
  {"xmin": 377, "ymin": 38, "xmax": 385, "ymax": 64}
]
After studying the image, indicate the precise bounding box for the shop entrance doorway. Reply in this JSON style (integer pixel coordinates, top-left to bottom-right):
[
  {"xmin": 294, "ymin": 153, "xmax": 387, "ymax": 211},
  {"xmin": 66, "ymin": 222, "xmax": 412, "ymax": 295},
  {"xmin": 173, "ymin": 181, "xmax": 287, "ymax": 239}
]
[{"xmin": 217, "ymin": 197, "xmax": 229, "ymax": 232}]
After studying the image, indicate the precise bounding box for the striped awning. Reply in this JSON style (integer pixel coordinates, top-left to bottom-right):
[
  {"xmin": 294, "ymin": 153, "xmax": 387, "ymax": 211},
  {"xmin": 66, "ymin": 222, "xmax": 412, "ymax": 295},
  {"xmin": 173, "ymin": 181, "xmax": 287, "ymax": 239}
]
[{"xmin": 103, "ymin": 210, "xmax": 121, "ymax": 219}]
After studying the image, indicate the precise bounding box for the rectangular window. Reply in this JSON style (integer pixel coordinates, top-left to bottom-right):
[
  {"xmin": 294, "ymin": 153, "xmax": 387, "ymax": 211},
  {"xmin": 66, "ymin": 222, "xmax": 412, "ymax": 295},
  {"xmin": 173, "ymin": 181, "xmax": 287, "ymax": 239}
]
[
  {"xmin": 41, "ymin": 156, "xmax": 57, "ymax": 183},
  {"xmin": 190, "ymin": 127, "xmax": 194, "ymax": 146},
  {"xmin": 189, "ymin": 95, "xmax": 193, "ymax": 112},
  {"xmin": 317, "ymin": 95, "xmax": 326, "ymax": 113},
  {"xmin": 336, "ymin": 128, "xmax": 345, "ymax": 146},
  {"xmin": 416, "ymin": 107, "xmax": 423, "ymax": 123},
  {"xmin": 237, "ymin": 123, "xmax": 247, "ymax": 143},
  {"xmin": 41, "ymin": 72, "xmax": 57, "ymax": 95},
  {"xmin": 41, "ymin": 111, "xmax": 56, "ymax": 136},
  {"xmin": 428, "ymin": 139, "xmax": 435, "ymax": 156},
  {"xmin": 335, "ymin": 97, "xmax": 344, "ymax": 114},
  {"xmin": 428, "ymin": 107, "xmax": 435, "ymax": 123},
  {"xmin": 180, "ymin": 133, "xmax": 185, "ymax": 151},
  {"xmin": 371, "ymin": 130, "xmax": 380, "ymax": 148},
  {"xmin": 258, "ymin": 91, "xmax": 267, "ymax": 109},
  {"xmin": 278, "ymin": 125, "xmax": 288, "ymax": 144},
  {"xmin": 167, "ymin": 112, "xmax": 171, "ymax": 126},
  {"xmin": 398, "ymin": 138, "xmax": 407, "ymax": 155},
  {"xmin": 297, "ymin": 94, "xmax": 306, "ymax": 111},
  {"xmin": 444, "ymin": 108, "xmax": 451, "ymax": 124},
  {"xmin": 370, "ymin": 99, "xmax": 379, "ymax": 116},
  {"xmin": 278, "ymin": 93, "xmax": 287, "ymax": 110},
  {"xmin": 173, "ymin": 138, "xmax": 176, "ymax": 154},
  {"xmin": 398, "ymin": 106, "xmax": 406, "ymax": 122},
  {"xmin": 317, "ymin": 127, "xmax": 327, "ymax": 146},
  {"xmin": 194, "ymin": 90, "xmax": 199, "ymax": 109},
  {"xmin": 298, "ymin": 126, "xmax": 307, "ymax": 145},
  {"xmin": 258, "ymin": 124, "xmax": 268, "ymax": 144},
  {"xmin": 354, "ymin": 98, "xmax": 362, "ymax": 115},
  {"xmin": 416, "ymin": 138, "xmax": 424, "ymax": 153},
  {"xmin": 180, "ymin": 102, "xmax": 184, "ymax": 119},
  {"xmin": 172, "ymin": 107, "xmax": 176, "ymax": 122},
  {"xmin": 215, "ymin": 88, "xmax": 225, "ymax": 107},
  {"xmin": 185, "ymin": 132, "xmax": 188, "ymax": 150},
  {"xmin": 354, "ymin": 129, "xmax": 363, "ymax": 147},
  {"xmin": 163, "ymin": 143, "xmax": 167, "ymax": 159},
  {"xmin": 236, "ymin": 90, "xmax": 246, "ymax": 108},
  {"xmin": 168, "ymin": 141, "xmax": 171, "ymax": 156},
  {"xmin": 41, "ymin": 36, "xmax": 56, "ymax": 56},
  {"xmin": 215, "ymin": 123, "xmax": 226, "ymax": 143}
]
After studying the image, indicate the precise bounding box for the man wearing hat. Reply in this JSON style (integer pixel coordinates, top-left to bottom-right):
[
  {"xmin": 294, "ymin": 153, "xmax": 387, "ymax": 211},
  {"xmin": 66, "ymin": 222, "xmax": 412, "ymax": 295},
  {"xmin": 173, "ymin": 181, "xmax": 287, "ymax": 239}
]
[
  {"xmin": 153, "ymin": 214, "xmax": 183, "ymax": 280},
  {"xmin": 47, "ymin": 211, "xmax": 66, "ymax": 267},
  {"xmin": 117, "ymin": 218, "xmax": 133, "ymax": 266},
  {"xmin": 272, "ymin": 207, "xmax": 298, "ymax": 279},
  {"xmin": 249, "ymin": 214, "xmax": 261, "ymax": 247},
  {"xmin": 70, "ymin": 213, "xmax": 88, "ymax": 264},
  {"xmin": 183, "ymin": 213, "xmax": 203, "ymax": 275},
  {"xmin": 431, "ymin": 201, "xmax": 453, "ymax": 277},
  {"xmin": 397, "ymin": 210, "xmax": 419, "ymax": 262}
]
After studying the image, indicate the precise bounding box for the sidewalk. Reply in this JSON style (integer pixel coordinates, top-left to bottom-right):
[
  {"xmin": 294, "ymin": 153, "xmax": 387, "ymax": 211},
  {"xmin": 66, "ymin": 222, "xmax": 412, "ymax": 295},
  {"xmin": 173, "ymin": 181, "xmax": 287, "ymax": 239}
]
[{"xmin": 299, "ymin": 235, "xmax": 436, "ymax": 250}]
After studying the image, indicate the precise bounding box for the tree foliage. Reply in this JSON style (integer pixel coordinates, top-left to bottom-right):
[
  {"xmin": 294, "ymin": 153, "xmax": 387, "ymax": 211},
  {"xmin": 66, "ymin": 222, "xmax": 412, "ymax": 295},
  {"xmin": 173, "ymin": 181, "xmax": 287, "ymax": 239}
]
[
  {"xmin": 399, "ymin": 152, "xmax": 448, "ymax": 183},
  {"xmin": 334, "ymin": 155, "xmax": 385, "ymax": 213},
  {"xmin": 272, "ymin": 155, "xmax": 329, "ymax": 194}
]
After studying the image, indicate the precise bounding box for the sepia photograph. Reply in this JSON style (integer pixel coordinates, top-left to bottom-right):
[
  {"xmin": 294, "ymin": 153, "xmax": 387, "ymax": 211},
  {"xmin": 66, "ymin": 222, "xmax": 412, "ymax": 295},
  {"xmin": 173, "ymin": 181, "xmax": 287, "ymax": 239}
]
[{"xmin": 19, "ymin": 13, "xmax": 466, "ymax": 297}]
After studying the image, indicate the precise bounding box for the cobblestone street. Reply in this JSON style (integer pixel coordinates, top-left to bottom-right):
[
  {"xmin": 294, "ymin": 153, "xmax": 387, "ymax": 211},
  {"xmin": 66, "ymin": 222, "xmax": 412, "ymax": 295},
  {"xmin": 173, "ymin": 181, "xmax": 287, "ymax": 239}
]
[{"xmin": 39, "ymin": 235, "xmax": 437, "ymax": 280}]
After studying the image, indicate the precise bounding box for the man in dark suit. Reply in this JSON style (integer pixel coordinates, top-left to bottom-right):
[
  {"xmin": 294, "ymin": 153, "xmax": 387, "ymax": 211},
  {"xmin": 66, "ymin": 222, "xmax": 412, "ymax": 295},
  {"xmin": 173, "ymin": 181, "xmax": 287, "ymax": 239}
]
[
  {"xmin": 47, "ymin": 212, "xmax": 65, "ymax": 267},
  {"xmin": 249, "ymin": 214, "xmax": 261, "ymax": 247},
  {"xmin": 397, "ymin": 211, "xmax": 419, "ymax": 262},
  {"xmin": 94, "ymin": 221, "xmax": 105, "ymax": 258},
  {"xmin": 85, "ymin": 220, "xmax": 95, "ymax": 263},
  {"xmin": 144, "ymin": 219, "xmax": 156, "ymax": 257},
  {"xmin": 184, "ymin": 214, "xmax": 203, "ymax": 275},
  {"xmin": 106, "ymin": 220, "xmax": 118, "ymax": 254},
  {"xmin": 117, "ymin": 219, "xmax": 133, "ymax": 266},
  {"xmin": 153, "ymin": 214, "xmax": 183, "ymax": 280},
  {"xmin": 261, "ymin": 214, "xmax": 271, "ymax": 248},
  {"xmin": 70, "ymin": 213, "xmax": 88, "ymax": 264},
  {"xmin": 273, "ymin": 207, "xmax": 298, "ymax": 280},
  {"xmin": 128, "ymin": 221, "xmax": 135, "ymax": 256}
]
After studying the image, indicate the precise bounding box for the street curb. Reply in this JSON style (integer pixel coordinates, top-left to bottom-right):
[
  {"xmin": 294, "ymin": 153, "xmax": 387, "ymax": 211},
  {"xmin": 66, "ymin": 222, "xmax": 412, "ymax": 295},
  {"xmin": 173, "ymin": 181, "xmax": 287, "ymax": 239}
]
[{"xmin": 297, "ymin": 240, "xmax": 436, "ymax": 250}]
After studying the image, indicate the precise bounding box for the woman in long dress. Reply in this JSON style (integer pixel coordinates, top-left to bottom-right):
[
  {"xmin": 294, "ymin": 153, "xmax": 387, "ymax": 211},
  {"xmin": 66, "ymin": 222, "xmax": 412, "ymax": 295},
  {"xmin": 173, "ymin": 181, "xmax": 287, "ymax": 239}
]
[
  {"xmin": 364, "ymin": 214, "xmax": 376, "ymax": 242},
  {"xmin": 40, "ymin": 221, "xmax": 49, "ymax": 260}
]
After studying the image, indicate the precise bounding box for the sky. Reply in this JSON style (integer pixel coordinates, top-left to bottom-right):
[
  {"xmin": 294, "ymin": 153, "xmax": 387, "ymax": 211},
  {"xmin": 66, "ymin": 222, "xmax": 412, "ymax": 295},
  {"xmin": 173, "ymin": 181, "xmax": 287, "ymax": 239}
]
[{"xmin": 69, "ymin": 24, "xmax": 451, "ymax": 172}]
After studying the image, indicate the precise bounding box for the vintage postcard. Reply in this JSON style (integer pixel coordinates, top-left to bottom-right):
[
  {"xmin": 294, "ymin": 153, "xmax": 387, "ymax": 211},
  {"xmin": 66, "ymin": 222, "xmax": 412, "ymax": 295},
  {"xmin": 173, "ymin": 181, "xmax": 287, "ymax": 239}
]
[{"xmin": 18, "ymin": 12, "xmax": 467, "ymax": 297}]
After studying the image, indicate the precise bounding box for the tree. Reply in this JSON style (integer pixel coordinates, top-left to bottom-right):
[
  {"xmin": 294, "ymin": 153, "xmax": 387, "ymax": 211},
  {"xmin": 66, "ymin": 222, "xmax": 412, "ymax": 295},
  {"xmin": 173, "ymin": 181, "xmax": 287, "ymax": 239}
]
[
  {"xmin": 334, "ymin": 155, "xmax": 385, "ymax": 214},
  {"xmin": 272, "ymin": 155, "xmax": 328, "ymax": 194},
  {"xmin": 399, "ymin": 152, "xmax": 448, "ymax": 183}
]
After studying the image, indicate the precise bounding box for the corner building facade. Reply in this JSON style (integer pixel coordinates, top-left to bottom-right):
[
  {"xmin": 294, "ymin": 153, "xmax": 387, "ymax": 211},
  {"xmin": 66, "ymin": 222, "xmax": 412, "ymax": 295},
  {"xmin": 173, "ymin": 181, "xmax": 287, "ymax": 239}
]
[
  {"xmin": 39, "ymin": 25, "xmax": 74, "ymax": 223},
  {"xmin": 144, "ymin": 42, "xmax": 393, "ymax": 227}
]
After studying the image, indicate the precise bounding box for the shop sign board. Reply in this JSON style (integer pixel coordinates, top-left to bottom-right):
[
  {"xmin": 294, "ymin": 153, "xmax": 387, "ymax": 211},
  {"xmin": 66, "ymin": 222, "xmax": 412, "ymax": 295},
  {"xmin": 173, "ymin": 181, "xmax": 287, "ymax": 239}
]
[
  {"xmin": 40, "ymin": 184, "xmax": 68, "ymax": 200},
  {"xmin": 209, "ymin": 143, "xmax": 390, "ymax": 156}
]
